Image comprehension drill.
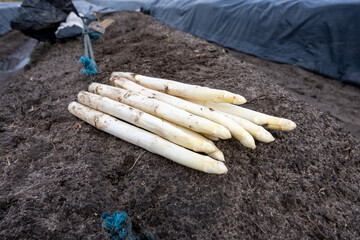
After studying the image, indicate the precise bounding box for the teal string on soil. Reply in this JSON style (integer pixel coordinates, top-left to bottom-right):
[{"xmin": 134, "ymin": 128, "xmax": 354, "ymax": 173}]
[
  {"xmin": 102, "ymin": 212, "xmax": 156, "ymax": 240},
  {"xmin": 102, "ymin": 211, "xmax": 136, "ymax": 240},
  {"xmin": 79, "ymin": 55, "xmax": 98, "ymax": 76},
  {"xmin": 80, "ymin": 23, "xmax": 98, "ymax": 76},
  {"xmin": 90, "ymin": 32, "xmax": 101, "ymax": 41}
]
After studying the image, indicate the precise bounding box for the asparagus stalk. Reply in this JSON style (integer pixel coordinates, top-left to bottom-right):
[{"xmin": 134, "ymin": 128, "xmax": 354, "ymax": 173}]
[
  {"xmin": 201, "ymin": 133, "xmax": 219, "ymax": 141},
  {"xmin": 112, "ymin": 72, "xmax": 246, "ymax": 104},
  {"xmin": 77, "ymin": 91, "xmax": 220, "ymax": 155},
  {"xmin": 110, "ymin": 77, "xmax": 256, "ymax": 149},
  {"xmin": 208, "ymin": 150, "xmax": 225, "ymax": 161},
  {"xmin": 68, "ymin": 102, "xmax": 228, "ymax": 174},
  {"xmin": 194, "ymin": 101, "xmax": 297, "ymax": 131},
  {"xmin": 168, "ymin": 122, "xmax": 225, "ymax": 161},
  {"xmin": 211, "ymin": 111, "xmax": 274, "ymax": 143},
  {"xmin": 88, "ymin": 83, "xmax": 231, "ymax": 139}
]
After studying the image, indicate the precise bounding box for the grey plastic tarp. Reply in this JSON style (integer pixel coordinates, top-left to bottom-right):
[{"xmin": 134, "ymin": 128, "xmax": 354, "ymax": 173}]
[
  {"xmin": 143, "ymin": 0, "xmax": 360, "ymax": 85},
  {"xmin": 0, "ymin": 2, "xmax": 20, "ymax": 35}
]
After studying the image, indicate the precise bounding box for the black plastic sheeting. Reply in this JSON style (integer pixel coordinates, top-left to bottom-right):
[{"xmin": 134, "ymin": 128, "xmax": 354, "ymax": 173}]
[
  {"xmin": 10, "ymin": 0, "xmax": 78, "ymax": 41},
  {"xmin": 0, "ymin": 0, "xmax": 147, "ymax": 36},
  {"xmin": 144, "ymin": 0, "xmax": 360, "ymax": 86}
]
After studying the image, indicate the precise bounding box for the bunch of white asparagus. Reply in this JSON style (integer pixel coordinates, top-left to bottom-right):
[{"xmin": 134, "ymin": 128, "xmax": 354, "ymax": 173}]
[{"xmin": 68, "ymin": 72, "xmax": 296, "ymax": 174}]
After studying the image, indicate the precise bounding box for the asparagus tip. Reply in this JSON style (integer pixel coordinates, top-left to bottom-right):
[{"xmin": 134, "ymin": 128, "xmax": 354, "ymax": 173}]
[
  {"xmin": 234, "ymin": 96, "xmax": 247, "ymax": 104},
  {"xmin": 280, "ymin": 119, "xmax": 297, "ymax": 131},
  {"xmin": 204, "ymin": 160, "xmax": 228, "ymax": 174},
  {"xmin": 208, "ymin": 150, "xmax": 225, "ymax": 162},
  {"xmin": 256, "ymin": 130, "xmax": 275, "ymax": 143}
]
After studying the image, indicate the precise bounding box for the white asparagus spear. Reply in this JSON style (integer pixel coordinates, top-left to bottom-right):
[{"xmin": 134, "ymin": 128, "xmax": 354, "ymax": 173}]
[
  {"xmin": 168, "ymin": 123, "xmax": 225, "ymax": 161},
  {"xmin": 88, "ymin": 83, "xmax": 231, "ymax": 139},
  {"xmin": 111, "ymin": 77, "xmax": 255, "ymax": 149},
  {"xmin": 208, "ymin": 150, "xmax": 225, "ymax": 162},
  {"xmin": 68, "ymin": 102, "xmax": 228, "ymax": 174},
  {"xmin": 79, "ymin": 91, "xmax": 225, "ymax": 161},
  {"xmin": 167, "ymin": 125, "xmax": 224, "ymax": 161},
  {"xmin": 112, "ymin": 72, "xmax": 246, "ymax": 104},
  {"xmin": 211, "ymin": 111, "xmax": 274, "ymax": 143},
  {"xmin": 77, "ymin": 91, "xmax": 220, "ymax": 155},
  {"xmin": 201, "ymin": 133, "xmax": 219, "ymax": 141},
  {"xmin": 193, "ymin": 101, "xmax": 297, "ymax": 131}
]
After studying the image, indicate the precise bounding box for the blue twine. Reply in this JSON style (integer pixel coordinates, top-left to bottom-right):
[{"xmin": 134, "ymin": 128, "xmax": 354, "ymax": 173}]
[
  {"xmin": 102, "ymin": 211, "xmax": 136, "ymax": 240},
  {"xmin": 90, "ymin": 32, "xmax": 101, "ymax": 41},
  {"xmin": 80, "ymin": 19, "xmax": 98, "ymax": 76},
  {"xmin": 79, "ymin": 55, "xmax": 98, "ymax": 76},
  {"xmin": 102, "ymin": 212, "xmax": 156, "ymax": 240}
]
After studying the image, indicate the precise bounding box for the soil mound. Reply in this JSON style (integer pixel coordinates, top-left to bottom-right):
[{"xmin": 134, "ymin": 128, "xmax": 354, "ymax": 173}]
[{"xmin": 0, "ymin": 12, "xmax": 359, "ymax": 239}]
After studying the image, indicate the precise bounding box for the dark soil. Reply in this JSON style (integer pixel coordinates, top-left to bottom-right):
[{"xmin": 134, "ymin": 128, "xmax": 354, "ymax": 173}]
[
  {"xmin": 0, "ymin": 12, "xmax": 359, "ymax": 239},
  {"xmin": 0, "ymin": 31, "xmax": 29, "ymax": 58},
  {"xmin": 0, "ymin": 31, "xmax": 37, "ymax": 94},
  {"xmin": 0, "ymin": 31, "xmax": 27, "ymax": 92}
]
